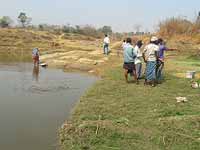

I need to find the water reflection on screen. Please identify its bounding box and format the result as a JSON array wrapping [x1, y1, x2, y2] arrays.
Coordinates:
[[32, 65, 39, 82]]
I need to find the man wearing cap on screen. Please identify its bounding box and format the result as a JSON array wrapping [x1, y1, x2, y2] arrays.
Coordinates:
[[143, 36, 159, 86]]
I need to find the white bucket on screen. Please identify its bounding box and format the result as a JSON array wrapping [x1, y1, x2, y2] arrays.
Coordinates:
[[186, 71, 196, 79]]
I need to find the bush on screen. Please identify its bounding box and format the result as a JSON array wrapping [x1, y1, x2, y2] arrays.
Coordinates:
[[98, 26, 112, 35], [0, 16, 13, 28], [158, 17, 194, 36], [62, 25, 104, 38], [36, 24, 113, 38]]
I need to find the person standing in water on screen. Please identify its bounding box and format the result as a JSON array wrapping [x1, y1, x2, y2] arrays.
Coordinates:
[[103, 34, 110, 55], [143, 36, 159, 87], [134, 40, 143, 79], [123, 38, 138, 84], [32, 47, 40, 66]]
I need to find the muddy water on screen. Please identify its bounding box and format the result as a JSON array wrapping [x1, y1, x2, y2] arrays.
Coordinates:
[[0, 63, 97, 150]]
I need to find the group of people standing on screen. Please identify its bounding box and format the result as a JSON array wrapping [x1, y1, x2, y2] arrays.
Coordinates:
[[122, 36, 175, 86], [32, 35, 173, 86]]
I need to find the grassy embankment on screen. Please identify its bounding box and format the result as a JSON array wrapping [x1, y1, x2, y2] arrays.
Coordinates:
[[59, 36, 200, 149]]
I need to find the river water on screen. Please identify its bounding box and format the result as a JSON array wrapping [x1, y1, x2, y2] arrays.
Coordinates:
[[0, 63, 97, 150]]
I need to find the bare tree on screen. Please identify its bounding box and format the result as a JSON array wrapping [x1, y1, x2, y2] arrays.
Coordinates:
[[18, 12, 32, 27]]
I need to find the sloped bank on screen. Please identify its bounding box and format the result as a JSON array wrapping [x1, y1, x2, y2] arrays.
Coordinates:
[[58, 57, 200, 150]]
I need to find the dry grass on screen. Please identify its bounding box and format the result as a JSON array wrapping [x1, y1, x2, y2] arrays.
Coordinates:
[[0, 28, 56, 52]]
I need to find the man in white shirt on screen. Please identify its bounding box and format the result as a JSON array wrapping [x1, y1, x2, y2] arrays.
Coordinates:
[[134, 40, 143, 79], [103, 34, 110, 55], [143, 36, 159, 86]]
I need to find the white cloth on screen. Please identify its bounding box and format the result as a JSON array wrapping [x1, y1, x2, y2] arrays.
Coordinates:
[[143, 43, 159, 62], [104, 37, 110, 44], [134, 45, 143, 64], [151, 36, 158, 42], [122, 42, 127, 50]]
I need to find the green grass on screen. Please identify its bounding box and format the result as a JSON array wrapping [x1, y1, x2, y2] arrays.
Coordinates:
[[60, 66, 200, 150], [170, 55, 200, 72]]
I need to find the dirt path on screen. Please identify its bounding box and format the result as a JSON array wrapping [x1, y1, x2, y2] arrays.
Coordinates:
[[40, 39, 119, 74]]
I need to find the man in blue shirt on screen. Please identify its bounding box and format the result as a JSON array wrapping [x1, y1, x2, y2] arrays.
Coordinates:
[[156, 38, 177, 82], [123, 38, 138, 84]]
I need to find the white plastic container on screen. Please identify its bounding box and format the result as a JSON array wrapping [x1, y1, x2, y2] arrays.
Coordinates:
[[186, 71, 196, 79]]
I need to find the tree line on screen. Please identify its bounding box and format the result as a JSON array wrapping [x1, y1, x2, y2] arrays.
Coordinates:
[[1, 11, 199, 38], [0, 12, 113, 38], [0, 12, 31, 28]]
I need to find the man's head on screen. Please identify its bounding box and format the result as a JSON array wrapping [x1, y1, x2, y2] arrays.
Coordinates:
[[126, 38, 132, 44], [105, 34, 108, 37], [150, 36, 158, 45], [136, 40, 143, 48], [158, 38, 164, 44]]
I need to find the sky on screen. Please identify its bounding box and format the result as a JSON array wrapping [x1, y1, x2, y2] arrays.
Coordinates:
[[0, 0, 199, 32]]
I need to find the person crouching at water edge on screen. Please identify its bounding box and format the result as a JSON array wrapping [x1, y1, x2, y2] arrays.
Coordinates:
[[103, 34, 110, 55], [143, 36, 159, 87], [134, 40, 143, 79], [32, 47, 40, 66], [123, 38, 138, 84]]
